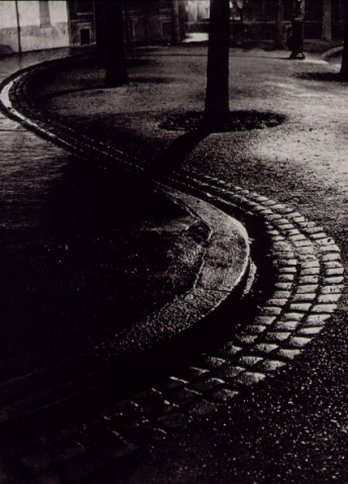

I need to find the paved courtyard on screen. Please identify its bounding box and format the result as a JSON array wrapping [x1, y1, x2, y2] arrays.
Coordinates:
[[0, 45, 347, 482]]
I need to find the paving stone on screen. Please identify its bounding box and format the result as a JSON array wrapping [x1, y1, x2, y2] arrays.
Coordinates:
[[272, 290, 292, 299], [297, 327, 323, 336], [320, 244, 341, 254], [235, 371, 266, 386], [321, 253, 341, 262], [253, 343, 279, 354], [289, 303, 312, 312], [297, 247, 316, 258], [277, 348, 302, 360], [279, 258, 298, 266], [266, 298, 289, 307], [260, 306, 282, 316], [320, 285, 344, 295], [190, 377, 225, 393], [275, 282, 293, 290], [254, 315, 276, 326], [296, 284, 318, 294], [187, 399, 218, 417], [300, 261, 320, 269], [324, 267, 344, 276], [290, 234, 307, 241], [157, 412, 191, 430], [209, 388, 239, 402], [197, 356, 226, 369], [311, 304, 337, 313], [273, 321, 299, 331], [298, 275, 319, 284], [292, 240, 313, 248], [322, 276, 344, 284], [101, 401, 129, 420], [213, 365, 246, 379], [235, 334, 258, 344], [243, 324, 266, 335], [285, 211, 303, 220], [292, 293, 316, 303], [300, 267, 320, 276], [179, 366, 209, 380], [138, 398, 175, 419], [217, 342, 243, 358], [168, 388, 201, 406], [266, 214, 283, 221], [237, 355, 264, 367], [132, 388, 163, 405], [265, 332, 291, 343], [281, 312, 305, 322], [258, 359, 287, 372], [278, 274, 296, 282], [288, 336, 311, 348], [299, 222, 320, 231], [158, 376, 190, 392], [305, 314, 331, 326], [278, 267, 297, 274], [283, 228, 301, 236], [323, 261, 343, 269], [317, 294, 342, 304]]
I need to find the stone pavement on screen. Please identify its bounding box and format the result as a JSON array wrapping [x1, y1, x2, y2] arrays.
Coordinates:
[[0, 46, 346, 482]]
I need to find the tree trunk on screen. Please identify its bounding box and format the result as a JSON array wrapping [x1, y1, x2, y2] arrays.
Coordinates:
[[322, 0, 332, 41], [171, 0, 181, 45], [205, 0, 230, 123], [274, 0, 285, 49], [96, 1, 128, 87], [340, 6, 348, 81], [289, 0, 305, 58]]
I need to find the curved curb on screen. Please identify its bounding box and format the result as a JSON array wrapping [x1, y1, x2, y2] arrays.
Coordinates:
[[99, 186, 250, 358], [321, 45, 343, 62]]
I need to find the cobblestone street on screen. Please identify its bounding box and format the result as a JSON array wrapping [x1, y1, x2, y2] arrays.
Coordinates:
[[0, 44, 347, 483]]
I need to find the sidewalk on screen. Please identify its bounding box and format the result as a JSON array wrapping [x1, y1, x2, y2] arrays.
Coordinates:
[[0, 45, 347, 482]]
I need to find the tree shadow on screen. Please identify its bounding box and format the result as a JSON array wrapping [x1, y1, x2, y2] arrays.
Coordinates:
[[152, 127, 212, 175], [295, 72, 346, 82], [152, 110, 285, 175]]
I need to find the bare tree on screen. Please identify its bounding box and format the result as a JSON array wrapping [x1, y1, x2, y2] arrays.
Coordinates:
[[289, 0, 305, 59], [95, 1, 128, 87], [171, 0, 181, 45], [205, 0, 230, 124], [274, 0, 285, 49], [341, 6, 348, 81], [322, 0, 332, 41]]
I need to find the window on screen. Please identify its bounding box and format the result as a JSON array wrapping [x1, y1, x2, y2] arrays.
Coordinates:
[[80, 28, 91, 45]]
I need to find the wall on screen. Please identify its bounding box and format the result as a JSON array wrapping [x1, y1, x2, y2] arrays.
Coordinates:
[[0, 1, 69, 53]]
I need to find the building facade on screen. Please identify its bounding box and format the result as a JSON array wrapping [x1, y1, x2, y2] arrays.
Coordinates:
[[0, 0, 345, 55], [0, 1, 96, 54]]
